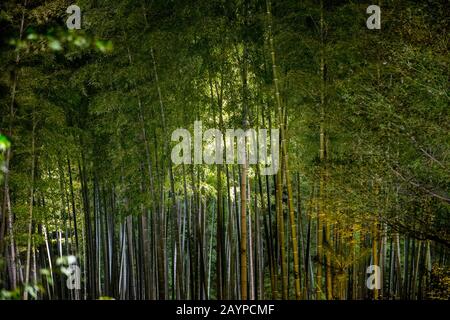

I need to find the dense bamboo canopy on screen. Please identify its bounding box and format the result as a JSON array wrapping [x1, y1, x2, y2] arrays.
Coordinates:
[[0, 0, 449, 300]]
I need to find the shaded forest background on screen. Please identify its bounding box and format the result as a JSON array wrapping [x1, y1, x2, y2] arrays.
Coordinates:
[[0, 0, 449, 300]]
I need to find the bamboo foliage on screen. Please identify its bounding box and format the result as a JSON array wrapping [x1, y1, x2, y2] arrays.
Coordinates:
[[0, 0, 448, 301]]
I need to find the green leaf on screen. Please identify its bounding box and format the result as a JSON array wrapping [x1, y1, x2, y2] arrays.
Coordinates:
[[0, 135, 11, 151], [95, 40, 113, 53], [27, 33, 38, 40], [49, 39, 62, 51], [74, 36, 89, 48]]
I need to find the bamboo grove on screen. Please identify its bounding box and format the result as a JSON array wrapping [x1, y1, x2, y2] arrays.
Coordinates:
[[0, 0, 449, 300]]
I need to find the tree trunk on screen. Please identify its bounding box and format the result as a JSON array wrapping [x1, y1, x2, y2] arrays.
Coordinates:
[[24, 106, 36, 300]]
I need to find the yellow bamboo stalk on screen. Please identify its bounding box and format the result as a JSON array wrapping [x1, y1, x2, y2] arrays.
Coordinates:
[[266, 0, 301, 300]]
